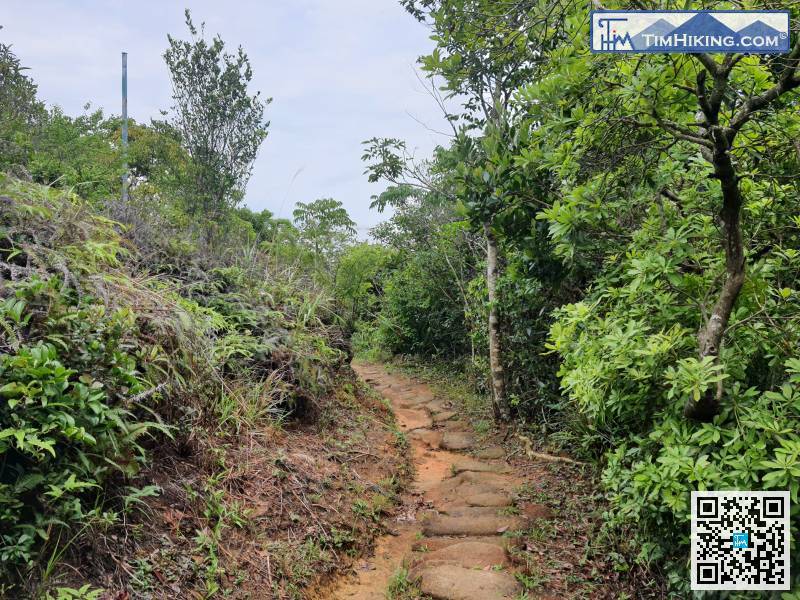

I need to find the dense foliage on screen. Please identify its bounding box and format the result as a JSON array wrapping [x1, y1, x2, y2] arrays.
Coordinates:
[[0, 32, 357, 596], [3, 1, 800, 595], [353, 0, 800, 595]]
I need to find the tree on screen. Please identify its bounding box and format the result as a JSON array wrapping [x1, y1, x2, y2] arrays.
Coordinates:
[[522, 9, 800, 421], [27, 107, 122, 201], [389, 0, 560, 421], [654, 51, 800, 420], [126, 120, 192, 199], [335, 244, 395, 331], [511, 4, 800, 584], [0, 37, 45, 172], [292, 198, 356, 269], [164, 10, 270, 223]]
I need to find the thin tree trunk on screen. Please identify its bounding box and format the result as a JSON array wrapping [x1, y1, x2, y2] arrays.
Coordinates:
[[484, 221, 510, 422], [685, 145, 745, 421]]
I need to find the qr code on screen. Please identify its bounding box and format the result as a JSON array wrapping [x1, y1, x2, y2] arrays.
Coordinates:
[[691, 491, 790, 590]]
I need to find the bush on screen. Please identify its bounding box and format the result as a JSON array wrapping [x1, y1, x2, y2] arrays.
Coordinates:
[[0, 174, 349, 586], [548, 192, 800, 593], [0, 177, 173, 576]]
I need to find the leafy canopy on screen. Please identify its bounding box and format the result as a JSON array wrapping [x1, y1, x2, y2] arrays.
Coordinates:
[[164, 10, 270, 219]]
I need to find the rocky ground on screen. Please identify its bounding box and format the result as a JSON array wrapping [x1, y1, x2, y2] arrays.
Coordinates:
[[319, 363, 650, 600]]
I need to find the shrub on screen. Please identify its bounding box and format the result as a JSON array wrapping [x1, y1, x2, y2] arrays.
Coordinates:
[[549, 194, 800, 593], [0, 174, 349, 587]]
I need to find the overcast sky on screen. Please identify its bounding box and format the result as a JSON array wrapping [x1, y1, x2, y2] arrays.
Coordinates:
[[2, 0, 454, 234]]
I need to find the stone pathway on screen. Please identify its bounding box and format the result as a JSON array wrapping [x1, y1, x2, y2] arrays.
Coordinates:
[[326, 363, 555, 600]]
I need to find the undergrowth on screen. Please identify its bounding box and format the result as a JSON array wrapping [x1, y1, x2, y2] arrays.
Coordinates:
[[0, 174, 374, 597]]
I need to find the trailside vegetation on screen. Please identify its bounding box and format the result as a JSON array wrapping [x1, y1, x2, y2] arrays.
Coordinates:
[[3, 1, 800, 596], [0, 22, 408, 599], [354, 0, 800, 595]]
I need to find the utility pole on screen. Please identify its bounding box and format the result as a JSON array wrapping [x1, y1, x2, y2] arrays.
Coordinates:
[[121, 51, 129, 202]]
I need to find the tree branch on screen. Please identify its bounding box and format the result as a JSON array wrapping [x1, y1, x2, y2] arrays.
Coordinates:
[[692, 53, 720, 77], [727, 39, 800, 133]]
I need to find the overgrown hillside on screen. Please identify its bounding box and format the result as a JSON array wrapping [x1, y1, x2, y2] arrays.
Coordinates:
[[0, 17, 411, 598], [0, 174, 408, 598]]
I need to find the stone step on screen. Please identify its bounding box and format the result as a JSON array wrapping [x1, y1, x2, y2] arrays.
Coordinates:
[[422, 507, 525, 536], [411, 536, 508, 553], [473, 446, 505, 460], [450, 458, 510, 475], [440, 431, 476, 451], [432, 410, 458, 423], [464, 491, 513, 507], [426, 399, 450, 413], [395, 397, 433, 409], [407, 540, 509, 571], [408, 428, 443, 449], [394, 408, 433, 431], [415, 564, 522, 600], [430, 470, 516, 501]]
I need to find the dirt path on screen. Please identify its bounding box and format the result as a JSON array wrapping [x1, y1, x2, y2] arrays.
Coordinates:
[[323, 362, 552, 600]]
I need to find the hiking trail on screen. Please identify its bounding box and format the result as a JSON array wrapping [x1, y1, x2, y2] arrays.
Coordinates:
[[321, 362, 559, 600]]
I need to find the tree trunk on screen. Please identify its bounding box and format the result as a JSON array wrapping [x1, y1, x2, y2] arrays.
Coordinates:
[[484, 221, 510, 422], [684, 142, 745, 421]]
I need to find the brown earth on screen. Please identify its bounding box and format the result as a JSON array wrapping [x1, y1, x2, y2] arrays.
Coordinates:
[[58, 373, 411, 600], [320, 363, 522, 600], [316, 362, 657, 599]]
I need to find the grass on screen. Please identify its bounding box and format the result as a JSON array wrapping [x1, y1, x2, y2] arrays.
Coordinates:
[[385, 567, 422, 600], [524, 520, 558, 543], [498, 505, 521, 516], [185, 469, 251, 596], [514, 481, 551, 504], [352, 498, 379, 522], [215, 372, 288, 434], [515, 567, 549, 591]]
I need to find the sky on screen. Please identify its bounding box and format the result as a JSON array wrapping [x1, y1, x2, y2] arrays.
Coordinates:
[[1, 0, 455, 235]]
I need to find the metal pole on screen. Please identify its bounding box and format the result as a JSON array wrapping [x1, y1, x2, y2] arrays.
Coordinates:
[[121, 51, 129, 202]]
